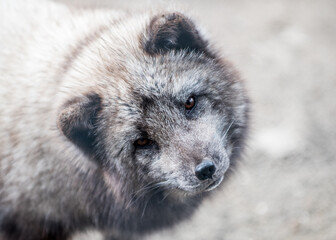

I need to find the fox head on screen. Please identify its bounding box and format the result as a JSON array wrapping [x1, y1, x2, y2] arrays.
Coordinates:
[[57, 12, 249, 200]]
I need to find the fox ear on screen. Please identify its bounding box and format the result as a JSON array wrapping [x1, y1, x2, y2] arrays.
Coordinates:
[[144, 12, 213, 56], [57, 93, 102, 155]]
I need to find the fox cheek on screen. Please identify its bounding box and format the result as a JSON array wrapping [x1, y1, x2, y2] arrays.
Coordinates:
[[57, 92, 102, 155]]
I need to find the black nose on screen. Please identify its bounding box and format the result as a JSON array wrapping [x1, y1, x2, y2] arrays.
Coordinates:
[[195, 160, 216, 180]]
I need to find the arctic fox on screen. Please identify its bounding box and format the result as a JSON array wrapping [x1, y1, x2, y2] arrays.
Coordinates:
[[0, 1, 249, 239]]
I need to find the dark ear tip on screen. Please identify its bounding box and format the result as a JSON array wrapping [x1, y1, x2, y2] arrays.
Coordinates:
[[57, 93, 102, 153], [155, 12, 187, 23], [144, 11, 212, 57], [57, 101, 78, 137]]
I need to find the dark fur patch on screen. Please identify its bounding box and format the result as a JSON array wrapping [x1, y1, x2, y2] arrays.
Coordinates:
[[0, 213, 69, 240], [144, 13, 214, 57], [57, 93, 102, 155]]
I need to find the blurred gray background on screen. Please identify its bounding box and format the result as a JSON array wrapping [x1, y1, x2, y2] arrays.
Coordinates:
[[55, 0, 336, 239]]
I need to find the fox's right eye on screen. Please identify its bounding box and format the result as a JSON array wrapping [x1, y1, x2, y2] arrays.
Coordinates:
[[185, 96, 196, 110], [135, 138, 152, 147]]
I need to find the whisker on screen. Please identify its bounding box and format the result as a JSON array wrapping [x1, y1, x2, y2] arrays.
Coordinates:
[[140, 181, 173, 218], [125, 181, 157, 209], [126, 180, 171, 209], [223, 119, 235, 140], [161, 190, 174, 202]]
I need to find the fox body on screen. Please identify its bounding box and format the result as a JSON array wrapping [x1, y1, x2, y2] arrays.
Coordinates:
[[0, 1, 249, 239]]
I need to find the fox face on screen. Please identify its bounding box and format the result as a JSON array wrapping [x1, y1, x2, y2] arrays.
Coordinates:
[[57, 12, 248, 203], [126, 54, 245, 196]]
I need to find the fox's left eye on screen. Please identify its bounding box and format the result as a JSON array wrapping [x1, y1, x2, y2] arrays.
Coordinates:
[[135, 138, 152, 147], [185, 96, 196, 110]]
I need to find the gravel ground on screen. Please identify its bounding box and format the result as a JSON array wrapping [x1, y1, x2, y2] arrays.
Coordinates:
[[55, 1, 336, 239]]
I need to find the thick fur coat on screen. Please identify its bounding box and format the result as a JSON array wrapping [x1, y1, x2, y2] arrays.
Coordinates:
[[0, 1, 249, 239]]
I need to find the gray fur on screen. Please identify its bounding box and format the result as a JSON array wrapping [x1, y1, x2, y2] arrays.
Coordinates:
[[0, 1, 249, 239]]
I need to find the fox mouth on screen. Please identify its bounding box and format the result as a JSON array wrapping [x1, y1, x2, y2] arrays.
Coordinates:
[[205, 176, 224, 192], [174, 175, 225, 195]]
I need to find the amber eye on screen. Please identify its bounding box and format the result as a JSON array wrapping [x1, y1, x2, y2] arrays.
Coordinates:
[[135, 138, 152, 147], [185, 96, 196, 110]]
